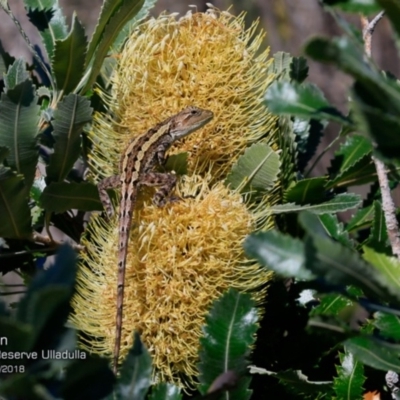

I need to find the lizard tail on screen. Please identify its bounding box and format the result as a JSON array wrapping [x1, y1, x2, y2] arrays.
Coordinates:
[[113, 188, 135, 374]]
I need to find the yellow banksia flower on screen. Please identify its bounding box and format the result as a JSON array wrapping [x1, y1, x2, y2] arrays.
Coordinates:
[[71, 6, 281, 389]]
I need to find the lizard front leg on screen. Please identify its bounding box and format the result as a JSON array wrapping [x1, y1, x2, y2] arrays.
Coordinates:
[[139, 172, 178, 206], [98, 175, 121, 217]]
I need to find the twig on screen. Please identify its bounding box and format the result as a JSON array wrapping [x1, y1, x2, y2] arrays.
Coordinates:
[[360, 14, 400, 259]]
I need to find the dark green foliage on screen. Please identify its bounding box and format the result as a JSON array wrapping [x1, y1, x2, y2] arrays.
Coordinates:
[[198, 288, 258, 399]]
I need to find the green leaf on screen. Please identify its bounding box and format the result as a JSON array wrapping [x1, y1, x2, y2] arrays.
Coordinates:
[[267, 51, 292, 80], [373, 312, 400, 341], [310, 294, 354, 317], [23, 0, 69, 59], [199, 289, 258, 399], [61, 356, 115, 400], [3, 58, 29, 89], [0, 77, 40, 189], [46, 94, 92, 182], [351, 86, 400, 160], [83, 0, 145, 92], [345, 336, 400, 372], [301, 213, 400, 303], [0, 317, 32, 356], [148, 383, 182, 400], [17, 244, 77, 323], [264, 81, 350, 124], [318, 214, 354, 247], [362, 246, 400, 292], [164, 152, 188, 176], [269, 193, 361, 214], [376, 0, 400, 37], [111, 0, 157, 52], [244, 230, 314, 281], [333, 351, 365, 400], [225, 143, 280, 193], [346, 204, 374, 232], [249, 368, 333, 396], [322, 0, 381, 13], [116, 332, 152, 400], [40, 182, 102, 213], [332, 134, 373, 173], [366, 201, 389, 251], [0, 167, 32, 239], [305, 36, 400, 159], [289, 56, 309, 83], [285, 177, 327, 204], [52, 14, 87, 94], [0, 374, 48, 400], [327, 154, 376, 189]]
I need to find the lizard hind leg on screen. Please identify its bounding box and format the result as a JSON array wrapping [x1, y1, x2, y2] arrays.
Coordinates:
[[98, 175, 121, 217], [139, 172, 178, 207]]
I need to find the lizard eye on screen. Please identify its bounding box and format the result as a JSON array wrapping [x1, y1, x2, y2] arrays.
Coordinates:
[[190, 109, 199, 115]]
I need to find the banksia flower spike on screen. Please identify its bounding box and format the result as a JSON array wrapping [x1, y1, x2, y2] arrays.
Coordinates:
[[71, 7, 284, 388]]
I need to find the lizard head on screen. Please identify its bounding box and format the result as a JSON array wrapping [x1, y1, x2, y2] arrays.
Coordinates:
[[169, 106, 214, 140]]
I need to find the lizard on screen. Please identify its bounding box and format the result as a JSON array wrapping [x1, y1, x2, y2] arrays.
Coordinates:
[[97, 106, 214, 374]]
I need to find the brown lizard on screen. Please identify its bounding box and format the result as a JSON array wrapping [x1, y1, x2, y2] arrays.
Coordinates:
[[97, 106, 214, 373]]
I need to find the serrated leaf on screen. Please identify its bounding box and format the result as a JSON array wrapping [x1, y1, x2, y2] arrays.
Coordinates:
[[318, 214, 354, 247], [351, 86, 400, 160], [249, 368, 333, 395], [333, 134, 373, 173], [111, 0, 157, 53], [269, 193, 361, 214], [148, 383, 182, 400], [225, 143, 280, 193], [305, 36, 400, 160], [366, 201, 389, 251], [46, 94, 92, 182], [346, 204, 374, 232], [374, 312, 400, 341], [345, 336, 400, 372], [362, 247, 400, 291], [116, 332, 152, 400], [267, 51, 292, 80], [83, 0, 145, 92], [23, 0, 69, 59], [0, 167, 32, 239], [265, 81, 350, 124], [198, 288, 258, 400], [289, 56, 309, 83], [3, 58, 29, 90], [322, 0, 381, 13], [52, 14, 87, 94], [40, 182, 102, 213], [244, 230, 314, 280], [0, 78, 40, 188], [327, 154, 376, 189], [26, 7, 54, 31], [301, 214, 400, 303], [310, 294, 354, 317], [333, 351, 365, 400], [285, 177, 327, 204]]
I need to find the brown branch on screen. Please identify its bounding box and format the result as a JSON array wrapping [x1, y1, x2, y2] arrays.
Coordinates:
[[360, 13, 400, 259]]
